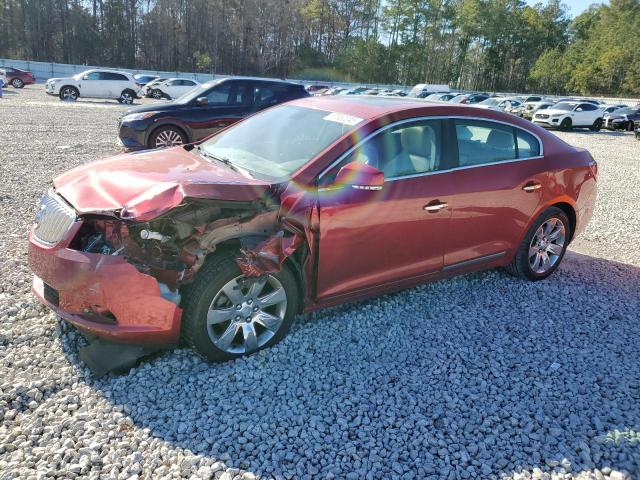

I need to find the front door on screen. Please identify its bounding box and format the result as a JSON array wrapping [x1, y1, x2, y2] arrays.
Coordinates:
[[188, 81, 254, 141], [315, 119, 452, 300], [79, 71, 103, 98]]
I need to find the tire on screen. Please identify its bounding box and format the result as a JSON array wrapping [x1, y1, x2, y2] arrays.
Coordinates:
[[590, 118, 602, 131], [505, 206, 571, 281], [628, 121, 635, 132], [11, 78, 24, 88], [151, 89, 163, 100], [118, 89, 135, 105], [560, 118, 572, 131], [148, 126, 187, 148], [181, 251, 300, 361], [59, 86, 79, 101]]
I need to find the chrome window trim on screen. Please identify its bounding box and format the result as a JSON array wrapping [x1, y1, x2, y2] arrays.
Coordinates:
[[317, 115, 544, 184]]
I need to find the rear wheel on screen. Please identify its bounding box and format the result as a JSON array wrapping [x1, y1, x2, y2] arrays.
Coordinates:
[[181, 252, 299, 361], [149, 126, 187, 148], [590, 118, 602, 131], [151, 89, 163, 99], [11, 78, 24, 88], [118, 89, 135, 105], [59, 86, 79, 101], [560, 118, 572, 131], [505, 207, 571, 281]]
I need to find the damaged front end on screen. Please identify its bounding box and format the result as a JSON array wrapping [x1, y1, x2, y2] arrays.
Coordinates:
[[29, 183, 313, 374]]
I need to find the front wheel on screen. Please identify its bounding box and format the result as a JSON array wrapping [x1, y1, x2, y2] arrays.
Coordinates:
[[181, 252, 300, 361], [11, 78, 24, 88], [151, 89, 163, 99], [560, 118, 572, 131], [149, 126, 187, 148], [59, 86, 79, 101], [505, 207, 571, 281]]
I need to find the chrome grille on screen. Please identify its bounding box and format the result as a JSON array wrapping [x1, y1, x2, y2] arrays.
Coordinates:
[[33, 191, 76, 245]]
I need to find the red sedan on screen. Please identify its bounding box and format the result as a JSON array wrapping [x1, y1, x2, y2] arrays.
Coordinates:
[[2, 66, 36, 88], [28, 97, 597, 364]]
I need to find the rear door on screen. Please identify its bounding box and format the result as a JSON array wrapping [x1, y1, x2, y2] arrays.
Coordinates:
[[442, 119, 546, 269], [187, 80, 254, 141], [103, 72, 129, 98]]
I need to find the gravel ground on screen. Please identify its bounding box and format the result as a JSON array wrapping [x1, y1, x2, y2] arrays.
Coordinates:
[[0, 86, 639, 480]]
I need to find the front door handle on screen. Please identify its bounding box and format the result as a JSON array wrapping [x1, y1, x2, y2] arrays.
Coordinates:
[[424, 201, 448, 212], [523, 182, 542, 192]]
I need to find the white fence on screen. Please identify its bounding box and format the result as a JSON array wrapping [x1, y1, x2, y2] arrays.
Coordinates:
[[0, 58, 405, 91]]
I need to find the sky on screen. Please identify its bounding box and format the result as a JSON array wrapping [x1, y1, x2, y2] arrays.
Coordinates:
[[526, 0, 605, 16]]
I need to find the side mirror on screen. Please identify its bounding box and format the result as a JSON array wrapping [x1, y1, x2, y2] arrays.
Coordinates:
[[334, 161, 384, 191], [196, 97, 209, 106]]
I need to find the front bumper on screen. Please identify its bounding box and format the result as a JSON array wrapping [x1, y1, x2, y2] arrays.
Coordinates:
[[29, 225, 182, 345], [118, 122, 148, 150], [602, 118, 627, 130], [532, 117, 561, 128]]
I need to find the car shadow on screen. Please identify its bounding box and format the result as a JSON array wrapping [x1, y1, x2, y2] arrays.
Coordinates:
[[60, 251, 640, 478]]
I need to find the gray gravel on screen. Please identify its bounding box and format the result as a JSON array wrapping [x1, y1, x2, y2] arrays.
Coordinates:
[[1, 86, 639, 480]]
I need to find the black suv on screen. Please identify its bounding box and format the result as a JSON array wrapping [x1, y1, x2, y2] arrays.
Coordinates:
[[602, 105, 640, 131], [118, 77, 309, 150]]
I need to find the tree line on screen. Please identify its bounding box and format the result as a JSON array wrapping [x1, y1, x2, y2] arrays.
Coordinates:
[[0, 0, 638, 95]]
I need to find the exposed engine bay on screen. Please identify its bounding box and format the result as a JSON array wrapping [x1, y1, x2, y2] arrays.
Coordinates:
[[68, 193, 308, 303]]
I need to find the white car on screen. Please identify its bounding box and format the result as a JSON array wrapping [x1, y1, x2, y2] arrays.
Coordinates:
[[148, 78, 200, 100], [532, 101, 603, 131], [473, 97, 523, 112], [45, 69, 140, 104]]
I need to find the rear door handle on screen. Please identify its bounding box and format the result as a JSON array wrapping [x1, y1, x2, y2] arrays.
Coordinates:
[[424, 201, 448, 212], [523, 182, 542, 192]]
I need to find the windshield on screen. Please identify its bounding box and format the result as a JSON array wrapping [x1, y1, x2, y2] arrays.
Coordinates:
[[552, 102, 577, 111], [200, 105, 360, 181], [615, 107, 639, 115]]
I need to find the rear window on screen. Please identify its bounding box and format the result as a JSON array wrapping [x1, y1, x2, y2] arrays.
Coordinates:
[[516, 130, 541, 158]]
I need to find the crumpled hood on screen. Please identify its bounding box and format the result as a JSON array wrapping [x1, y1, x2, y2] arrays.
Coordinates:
[[54, 147, 272, 221]]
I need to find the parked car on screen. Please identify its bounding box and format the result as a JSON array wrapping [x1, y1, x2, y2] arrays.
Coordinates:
[[392, 89, 408, 97], [45, 69, 140, 104], [450, 93, 490, 104], [473, 97, 523, 112], [532, 101, 603, 130], [635, 119, 640, 140], [424, 93, 457, 102], [29, 97, 597, 367], [602, 105, 640, 131], [362, 89, 380, 95], [306, 84, 329, 94], [2, 66, 36, 88], [118, 77, 309, 149], [523, 100, 557, 120], [141, 78, 169, 97], [339, 86, 369, 95], [601, 104, 628, 114], [149, 78, 200, 100], [133, 74, 159, 88], [408, 84, 450, 98]]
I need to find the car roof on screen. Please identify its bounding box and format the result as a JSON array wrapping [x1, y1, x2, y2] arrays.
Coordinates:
[[200, 77, 303, 88]]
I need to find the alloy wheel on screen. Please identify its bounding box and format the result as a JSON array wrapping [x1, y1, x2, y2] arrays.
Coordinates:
[[61, 88, 77, 101], [151, 89, 163, 99], [12, 78, 23, 88], [154, 129, 184, 148], [120, 92, 133, 104], [206, 275, 287, 354], [528, 217, 566, 274]]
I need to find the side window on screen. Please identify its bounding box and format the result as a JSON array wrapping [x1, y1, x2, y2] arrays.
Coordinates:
[[455, 119, 516, 166], [183, 80, 196, 86], [103, 72, 127, 81], [321, 120, 443, 184], [83, 72, 102, 80], [516, 129, 541, 158], [168, 80, 180, 86], [205, 83, 231, 104], [582, 103, 598, 111]]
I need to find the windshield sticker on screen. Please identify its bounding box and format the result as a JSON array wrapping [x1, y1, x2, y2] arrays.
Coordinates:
[[323, 112, 363, 126]]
